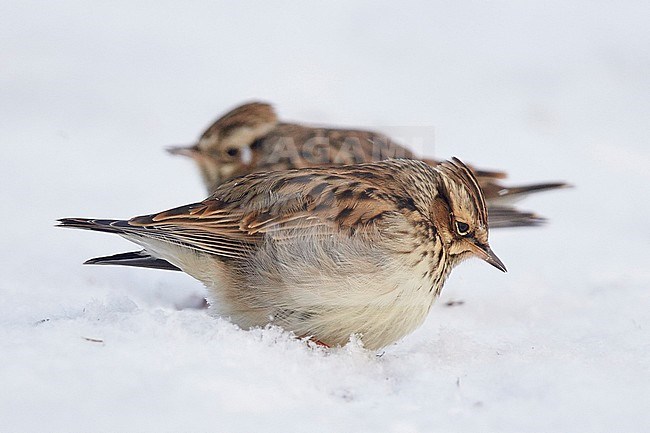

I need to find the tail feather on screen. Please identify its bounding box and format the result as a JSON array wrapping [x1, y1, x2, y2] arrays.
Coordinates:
[[57, 218, 131, 234], [58, 219, 181, 271], [84, 250, 180, 271], [500, 181, 569, 196], [484, 182, 570, 206], [487, 206, 546, 228]]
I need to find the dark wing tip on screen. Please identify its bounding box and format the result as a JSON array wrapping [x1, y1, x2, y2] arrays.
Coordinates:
[[500, 181, 572, 198], [56, 218, 129, 234], [84, 250, 181, 271], [57, 218, 95, 228], [488, 206, 548, 229]]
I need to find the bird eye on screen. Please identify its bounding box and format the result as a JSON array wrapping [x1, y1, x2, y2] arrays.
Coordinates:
[[455, 221, 470, 236], [225, 147, 240, 157]]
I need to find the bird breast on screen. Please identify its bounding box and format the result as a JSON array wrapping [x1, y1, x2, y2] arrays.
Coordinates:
[[203, 227, 442, 350]]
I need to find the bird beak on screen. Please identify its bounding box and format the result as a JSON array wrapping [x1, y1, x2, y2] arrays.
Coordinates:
[[167, 144, 201, 159], [468, 241, 507, 272]]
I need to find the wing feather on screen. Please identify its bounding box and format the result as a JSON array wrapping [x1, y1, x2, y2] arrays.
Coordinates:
[[125, 168, 405, 258]]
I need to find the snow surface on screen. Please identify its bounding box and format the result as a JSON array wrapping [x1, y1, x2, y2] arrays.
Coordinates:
[[1, 1, 649, 432]]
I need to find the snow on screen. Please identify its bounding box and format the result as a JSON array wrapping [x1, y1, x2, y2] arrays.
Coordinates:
[[1, 1, 649, 432]]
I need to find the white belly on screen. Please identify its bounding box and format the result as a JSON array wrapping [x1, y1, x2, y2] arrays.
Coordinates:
[[207, 235, 442, 350], [141, 225, 445, 350]]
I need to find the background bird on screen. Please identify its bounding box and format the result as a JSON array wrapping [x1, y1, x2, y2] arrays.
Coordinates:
[[59, 158, 505, 350], [168, 101, 568, 228]]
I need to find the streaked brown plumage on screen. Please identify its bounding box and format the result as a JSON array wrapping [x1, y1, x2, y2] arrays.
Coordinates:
[[59, 158, 505, 350], [168, 101, 567, 228]]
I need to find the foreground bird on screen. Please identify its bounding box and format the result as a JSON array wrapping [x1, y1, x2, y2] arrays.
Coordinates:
[[59, 158, 505, 350], [168, 101, 567, 228]]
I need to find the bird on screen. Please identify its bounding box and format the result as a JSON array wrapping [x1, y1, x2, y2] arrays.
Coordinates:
[[59, 158, 506, 350], [168, 101, 568, 228]]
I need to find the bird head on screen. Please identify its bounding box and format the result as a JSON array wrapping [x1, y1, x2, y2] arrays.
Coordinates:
[[431, 157, 506, 272], [168, 101, 278, 193]]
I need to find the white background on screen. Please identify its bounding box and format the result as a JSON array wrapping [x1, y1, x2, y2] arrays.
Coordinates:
[[1, 1, 649, 432]]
